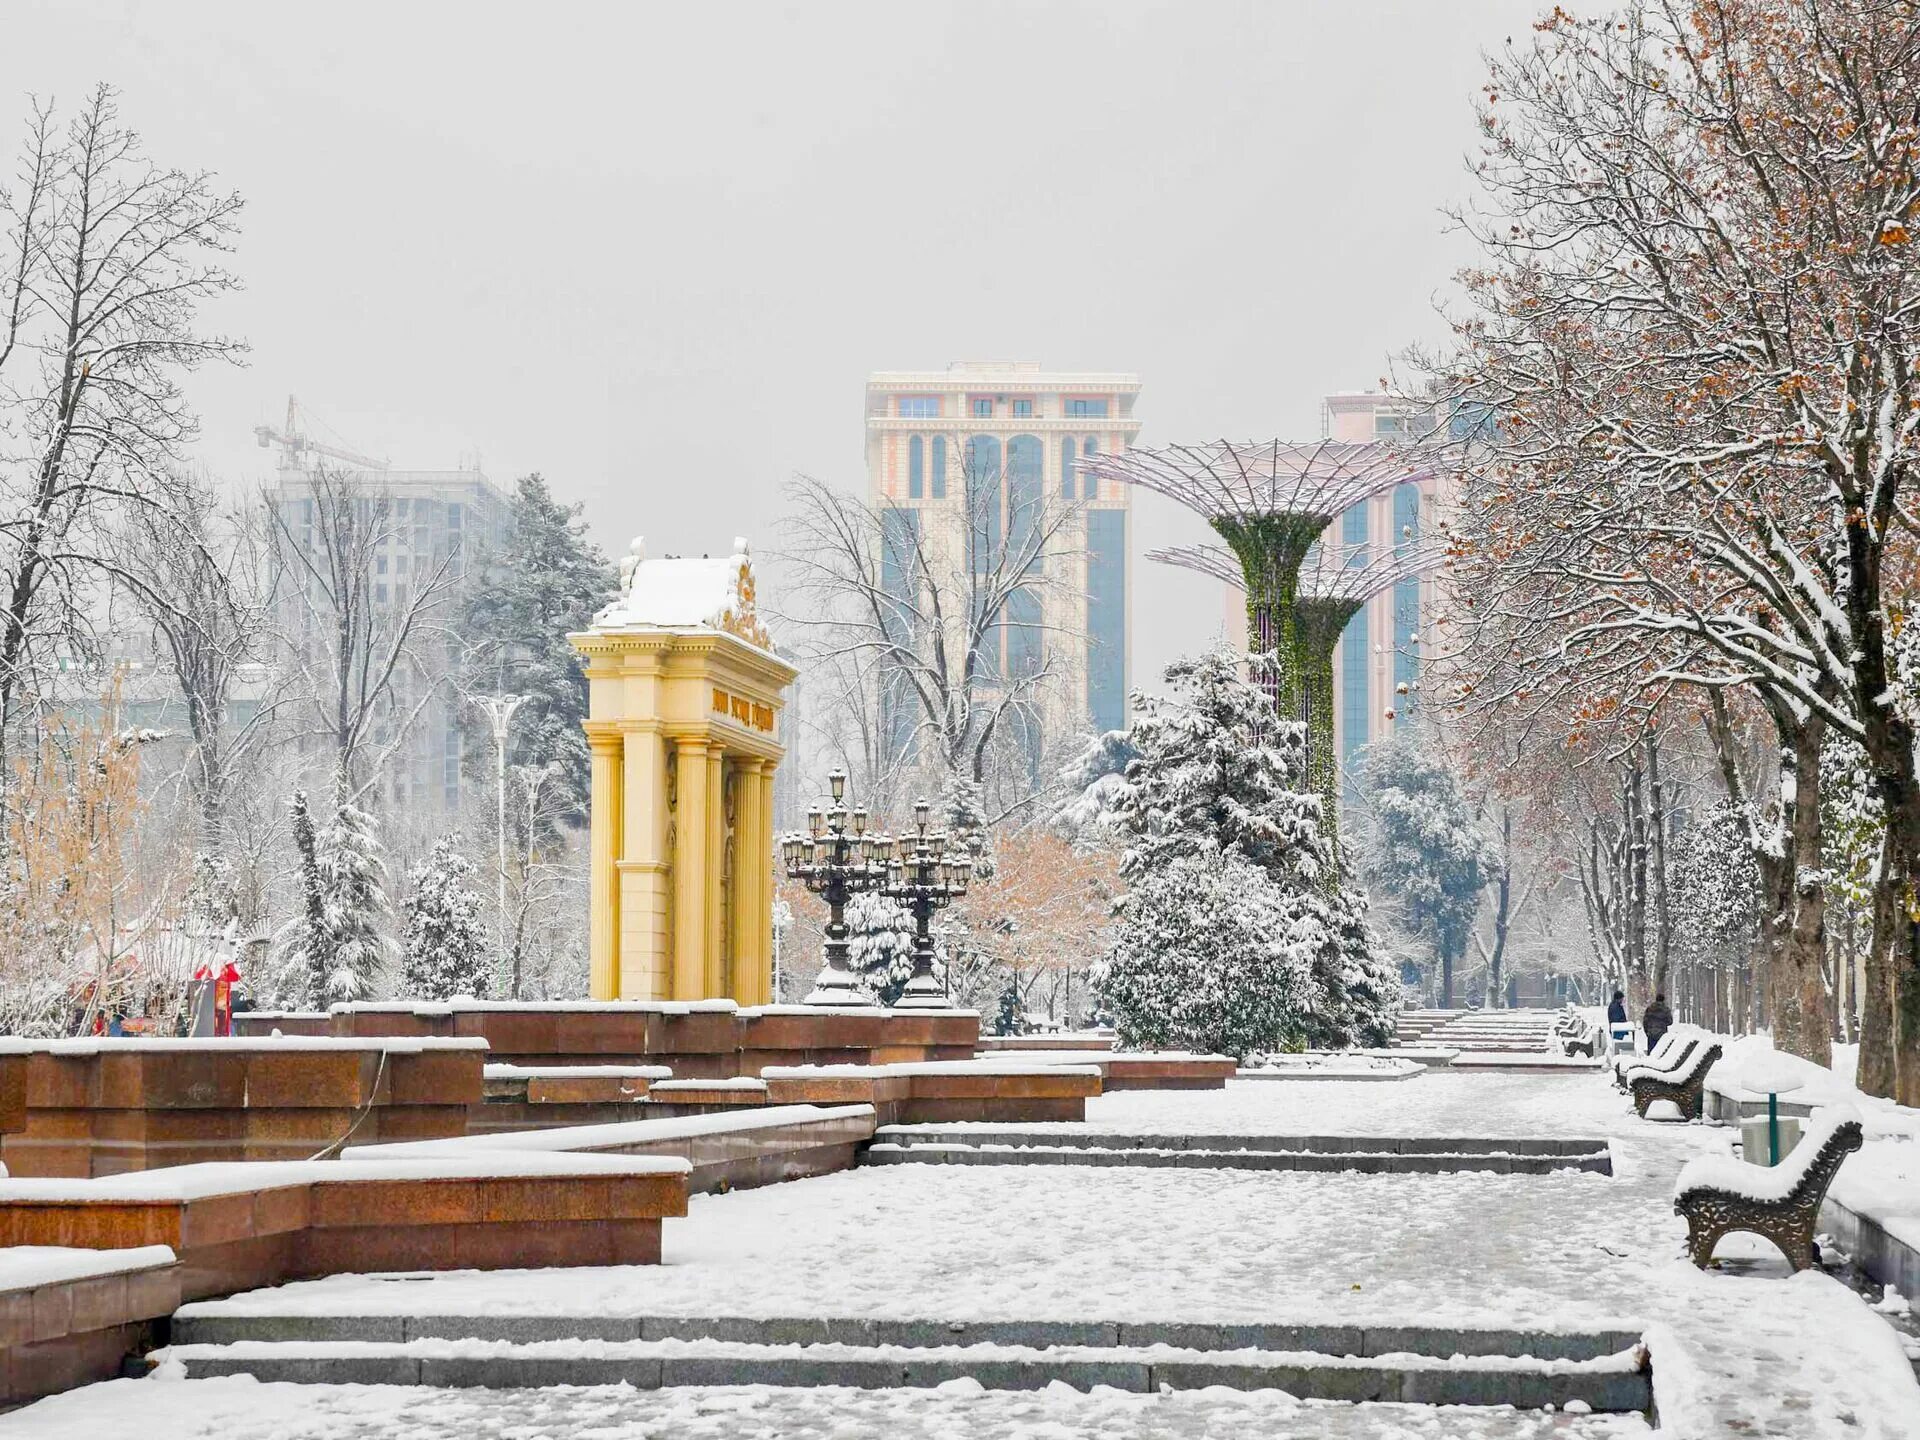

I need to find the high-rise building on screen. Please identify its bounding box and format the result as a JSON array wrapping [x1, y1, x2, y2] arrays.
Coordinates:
[[270, 465, 510, 814], [865, 361, 1142, 772]]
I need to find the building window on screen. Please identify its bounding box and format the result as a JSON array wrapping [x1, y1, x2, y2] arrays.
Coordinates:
[[972, 397, 993, 418], [1065, 398, 1109, 418], [1087, 509, 1126, 732], [1392, 483, 1420, 727], [1011, 398, 1033, 417], [965, 435, 1003, 577], [930, 436, 947, 499], [898, 396, 939, 418], [1006, 435, 1043, 557], [1059, 436, 1076, 499], [1082, 436, 1098, 499], [1339, 500, 1370, 786], [908, 435, 924, 499], [1006, 586, 1043, 680]]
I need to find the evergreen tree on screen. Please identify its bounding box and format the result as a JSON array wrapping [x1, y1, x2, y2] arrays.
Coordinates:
[[1103, 647, 1400, 1050], [400, 834, 490, 1000], [1354, 739, 1496, 1008], [1117, 649, 1329, 888], [1097, 852, 1316, 1055], [459, 473, 619, 827], [847, 891, 917, 1005], [279, 788, 396, 1009], [1050, 728, 1138, 843], [940, 773, 996, 880]]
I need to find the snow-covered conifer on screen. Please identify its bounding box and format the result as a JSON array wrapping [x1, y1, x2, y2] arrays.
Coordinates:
[[1116, 648, 1329, 888], [846, 891, 917, 1005], [400, 834, 489, 1000], [1353, 739, 1495, 1007], [1097, 852, 1315, 1056]]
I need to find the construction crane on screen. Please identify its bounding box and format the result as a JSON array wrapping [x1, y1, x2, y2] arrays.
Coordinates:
[[253, 395, 389, 473]]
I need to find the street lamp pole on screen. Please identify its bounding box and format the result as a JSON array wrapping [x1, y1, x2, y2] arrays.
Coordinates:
[[781, 769, 893, 1007], [887, 797, 971, 1010]]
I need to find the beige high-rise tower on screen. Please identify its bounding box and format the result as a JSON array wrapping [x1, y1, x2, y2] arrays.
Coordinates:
[[864, 361, 1142, 771]]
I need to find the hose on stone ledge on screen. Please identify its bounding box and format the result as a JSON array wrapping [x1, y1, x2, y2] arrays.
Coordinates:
[[306, 1047, 391, 1161]]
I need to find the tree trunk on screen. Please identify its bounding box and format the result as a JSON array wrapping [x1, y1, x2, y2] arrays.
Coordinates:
[[1766, 715, 1831, 1066]]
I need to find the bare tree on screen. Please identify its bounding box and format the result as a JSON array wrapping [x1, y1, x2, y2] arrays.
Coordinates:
[[777, 446, 1085, 823], [0, 85, 244, 773], [113, 478, 279, 851], [267, 466, 458, 804]]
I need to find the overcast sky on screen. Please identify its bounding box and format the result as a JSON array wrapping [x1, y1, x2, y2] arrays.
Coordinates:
[[4, 0, 1543, 691]]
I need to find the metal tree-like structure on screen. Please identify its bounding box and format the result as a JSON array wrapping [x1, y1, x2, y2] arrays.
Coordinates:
[[1147, 539, 1447, 840], [1080, 439, 1430, 708]]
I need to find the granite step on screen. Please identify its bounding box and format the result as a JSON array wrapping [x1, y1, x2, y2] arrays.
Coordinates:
[[862, 1128, 1612, 1175], [153, 1330, 1652, 1410]]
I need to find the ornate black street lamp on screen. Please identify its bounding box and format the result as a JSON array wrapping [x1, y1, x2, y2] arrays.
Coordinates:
[[782, 769, 893, 1006], [884, 797, 973, 1009]]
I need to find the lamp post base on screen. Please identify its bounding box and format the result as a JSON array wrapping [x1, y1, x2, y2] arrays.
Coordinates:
[[894, 974, 950, 1010], [802, 964, 867, 1007]]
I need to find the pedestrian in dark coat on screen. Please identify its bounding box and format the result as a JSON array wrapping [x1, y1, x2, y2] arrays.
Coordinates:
[[1642, 993, 1674, 1051]]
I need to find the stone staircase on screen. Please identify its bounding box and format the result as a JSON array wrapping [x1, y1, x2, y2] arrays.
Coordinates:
[[861, 1127, 1612, 1175], [159, 1310, 1652, 1411], [1396, 1009, 1566, 1054]]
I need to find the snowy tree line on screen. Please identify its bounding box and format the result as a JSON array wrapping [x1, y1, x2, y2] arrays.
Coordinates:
[[0, 86, 616, 1032], [1424, 0, 1920, 1100]]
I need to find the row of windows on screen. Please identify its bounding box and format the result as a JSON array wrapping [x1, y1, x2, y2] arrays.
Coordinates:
[[903, 434, 1102, 501], [894, 395, 1113, 420]]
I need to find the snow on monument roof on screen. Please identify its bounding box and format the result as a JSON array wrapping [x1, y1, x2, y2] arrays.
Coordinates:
[[593, 535, 774, 650]]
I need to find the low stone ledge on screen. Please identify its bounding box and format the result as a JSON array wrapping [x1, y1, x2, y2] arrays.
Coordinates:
[[4, 1038, 487, 1179], [343, 1103, 876, 1195], [0, 1153, 689, 1302], [0, 1243, 179, 1407]]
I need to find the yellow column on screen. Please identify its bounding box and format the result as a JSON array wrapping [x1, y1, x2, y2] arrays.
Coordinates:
[[617, 724, 670, 999], [672, 736, 710, 1000], [705, 747, 728, 997], [585, 725, 623, 1000], [731, 758, 765, 1004], [755, 762, 777, 1005]]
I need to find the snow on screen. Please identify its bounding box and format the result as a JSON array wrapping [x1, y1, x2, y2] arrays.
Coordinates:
[[1674, 1104, 1860, 1202], [0, 1375, 1654, 1439], [482, 1064, 673, 1080], [171, 1071, 1919, 1435], [0, 1153, 690, 1203], [0, 1244, 176, 1292], [340, 1106, 876, 1159], [332, 999, 739, 1015], [25, 1036, 489, 1054], [758, 1060, 1103, 1079], [646, 1077, 768, 1092]]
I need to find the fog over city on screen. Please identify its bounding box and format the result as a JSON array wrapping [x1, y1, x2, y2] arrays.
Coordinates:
[[1, 0, 1540, 687]]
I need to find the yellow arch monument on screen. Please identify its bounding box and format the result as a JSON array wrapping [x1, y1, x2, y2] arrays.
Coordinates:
[[569, 537, 797, 1003]]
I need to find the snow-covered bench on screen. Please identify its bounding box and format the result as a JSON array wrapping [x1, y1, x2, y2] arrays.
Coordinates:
[[1558, 1016, 1599, 1058], [1614, 1028, 1697, 1091], [1628, 1039, 1721, 1120], [1672, 1104, 1864, 1269]]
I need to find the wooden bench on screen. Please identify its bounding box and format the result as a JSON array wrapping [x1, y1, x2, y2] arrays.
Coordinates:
[[1614, 1030, 1697, 1092], [1557, 1017, 1599, 1058], [1673, 1107, 1864, 1270], [1628, 1040, 1721, 1120]]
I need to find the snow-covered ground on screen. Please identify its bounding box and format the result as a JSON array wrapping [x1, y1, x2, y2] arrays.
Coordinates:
[[1, 1374, 1652, 1439], [19, 1070, 1920, 1437]]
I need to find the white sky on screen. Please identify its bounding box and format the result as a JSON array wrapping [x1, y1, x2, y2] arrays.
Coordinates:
[[3, 0, 1545, 692]]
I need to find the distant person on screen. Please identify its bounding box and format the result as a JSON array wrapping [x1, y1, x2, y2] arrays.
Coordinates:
[[1643, 993, 1674, 1051], [1607, 990, 1627, 1028]]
